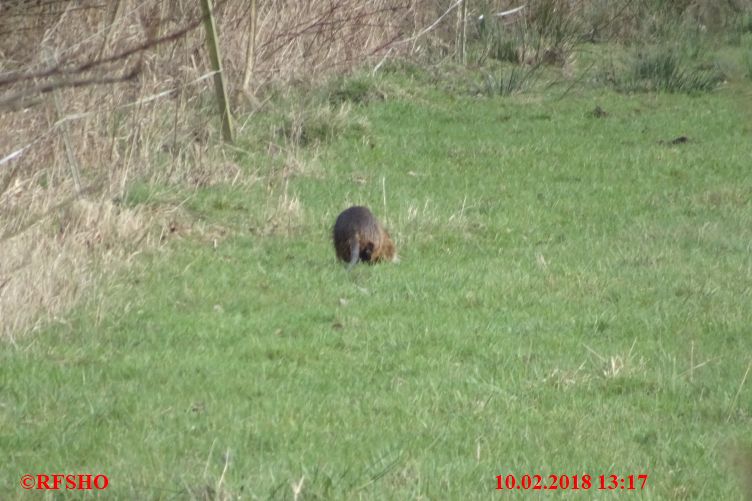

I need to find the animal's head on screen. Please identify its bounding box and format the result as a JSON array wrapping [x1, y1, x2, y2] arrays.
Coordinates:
[[373, 231, 397, 262], [360, 241, 375, 262]]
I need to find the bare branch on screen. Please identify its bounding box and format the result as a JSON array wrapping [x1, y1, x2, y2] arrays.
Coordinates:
[[0, 67, 140, 112]]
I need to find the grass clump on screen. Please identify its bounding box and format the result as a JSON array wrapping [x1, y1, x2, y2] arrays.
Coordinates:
[[470, 18, 520, 65], [477, 66, 537, 96], [323, 74, 385, 106], [469, 0, 580, 67], [605, 47, 725, 94], [274, 102, 369, 148], [743, 49, 752, 79]]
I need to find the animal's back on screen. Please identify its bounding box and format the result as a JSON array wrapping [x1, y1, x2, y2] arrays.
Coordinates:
[[332, 206, 395, 266]]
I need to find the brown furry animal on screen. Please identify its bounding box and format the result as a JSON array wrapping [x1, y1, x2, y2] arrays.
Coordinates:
[[332, 206, 396, 269]]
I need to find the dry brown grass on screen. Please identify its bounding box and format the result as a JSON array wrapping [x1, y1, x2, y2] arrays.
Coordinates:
[[0, 189, 166, 341]]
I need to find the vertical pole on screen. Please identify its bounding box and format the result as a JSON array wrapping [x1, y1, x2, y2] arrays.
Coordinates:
[[200, 0, 235, 143]]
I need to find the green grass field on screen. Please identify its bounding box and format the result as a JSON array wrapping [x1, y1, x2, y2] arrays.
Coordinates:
[[2, 67, 752, 499]]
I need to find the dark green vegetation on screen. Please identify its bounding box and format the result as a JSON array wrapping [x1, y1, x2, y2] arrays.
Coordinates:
[[3, 66, 752, 498]]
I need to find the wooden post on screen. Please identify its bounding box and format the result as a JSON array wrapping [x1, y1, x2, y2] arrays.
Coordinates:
[[200, 0, 235, 143], [457, 0, 467, 64]]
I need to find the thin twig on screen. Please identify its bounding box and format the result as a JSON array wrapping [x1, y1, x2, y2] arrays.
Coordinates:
[[727, 360, 752, 423]]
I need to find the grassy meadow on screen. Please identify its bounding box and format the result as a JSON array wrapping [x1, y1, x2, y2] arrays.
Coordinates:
[[3, 62, 752, 499]]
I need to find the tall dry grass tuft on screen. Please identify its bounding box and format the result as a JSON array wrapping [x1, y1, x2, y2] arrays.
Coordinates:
[[0, 186, 170, 342]]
